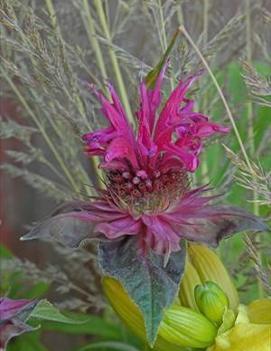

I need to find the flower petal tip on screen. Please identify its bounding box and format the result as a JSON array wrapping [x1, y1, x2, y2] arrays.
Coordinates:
[[19, 235, 27, 241]]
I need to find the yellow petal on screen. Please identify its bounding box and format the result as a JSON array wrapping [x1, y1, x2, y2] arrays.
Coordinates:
[[103, 277, 145, 339], [234, 304, 250, 324], [179, 259, 201, 311], [248, 299, 271, 324], [208, 304, 271, 351], [208, 323, 271, 351], [188, 243, 239, 310]]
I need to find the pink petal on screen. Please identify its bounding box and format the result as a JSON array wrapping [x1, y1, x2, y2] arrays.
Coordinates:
[[108, 83, 127, 121], [180, 98, 195, 113], [142, 215, 181, 254], [147, 60, 169, 131], [192, 121, 230, 138], [82, 127, 116, 156], [154, 73, 201, 141], [99, 159, 128, 171], [95, 90, 128, 130], [164, 143, 199, 171], [96, 216, 141, 239], [158, 156, 184, 173], [162, 189, 268, 247], [137, 82, 157, 157], [0, 298, 35, 321], [105, 136, 139, 169]]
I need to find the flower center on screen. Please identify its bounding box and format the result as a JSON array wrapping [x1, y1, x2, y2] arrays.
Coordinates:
[[106, 168, 189, 215]]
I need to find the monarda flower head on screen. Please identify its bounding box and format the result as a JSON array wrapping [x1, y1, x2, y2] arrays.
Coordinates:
[[22, 64, 268, 346], [23, 66, 268, 255]]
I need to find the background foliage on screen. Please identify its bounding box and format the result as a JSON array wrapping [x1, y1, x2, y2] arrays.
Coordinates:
[[0, 0, 270, 350]]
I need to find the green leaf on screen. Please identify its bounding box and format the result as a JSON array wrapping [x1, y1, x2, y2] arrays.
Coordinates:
[[145, 28, 180, 89], [98, 237, 186, 346], [30, 300, 85, 324], [22, 282, 49, 299], [7, 330, 48, 351], [0, 244, 13, 258], [75, 341, 140, 351], [41, 312, 123, 339]]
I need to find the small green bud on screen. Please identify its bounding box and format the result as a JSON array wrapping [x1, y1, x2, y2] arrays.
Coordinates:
[[194, 281, 229, 324]]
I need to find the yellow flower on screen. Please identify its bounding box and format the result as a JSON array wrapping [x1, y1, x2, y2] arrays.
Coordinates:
[[103, 277, 217, 350], [247, 299, 271, 324], [180, 243, 239, 311], [208, 302, 271, 351]]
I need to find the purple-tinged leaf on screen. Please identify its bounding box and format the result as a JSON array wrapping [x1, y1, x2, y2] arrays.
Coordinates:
[[0, 298, 38, 350], [20, 201, 103, 247], [177, 205, 269, 247], [0, 319, 34, 350]]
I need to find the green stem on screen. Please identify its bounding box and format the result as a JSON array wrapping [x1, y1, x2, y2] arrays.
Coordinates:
[[203, 0, 209, 43], [81, 0, 109, 93], [200, 0, 211, 186], [45, 0, 58, 30], [45, 0, 102, 189], [180, 25, 253, 173], [158, 0, 167, 52], [157, 0, 174, 89], [93, 0, 134, 125], [246, 0, 255, 155], [245, 0, 258, 213], [176, 3, 184, 26], [3, 3, 87, 193], [181, 23, 265, 296], [45, 0, 88, 125], [245, 0, 263, 297]]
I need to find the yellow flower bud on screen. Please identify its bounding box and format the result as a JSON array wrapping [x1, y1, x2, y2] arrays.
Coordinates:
[[103, 277, 145, 339], [103, 277, 218, 350], [160, 305, 217, 348], [103, 277, 182, 351], [187, 243, 239, 310], [194, 281, 229, 324], [179, 259, 201, 311]]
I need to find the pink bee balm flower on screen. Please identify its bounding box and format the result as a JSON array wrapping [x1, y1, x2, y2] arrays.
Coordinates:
[[83, 67, 229, 173], [22, 67, 268, 256]]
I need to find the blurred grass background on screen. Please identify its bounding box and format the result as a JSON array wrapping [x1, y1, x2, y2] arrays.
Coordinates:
[[0, 0, 270, 350]]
